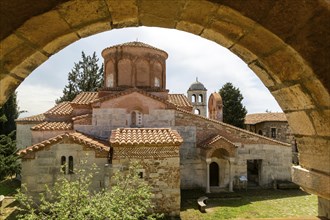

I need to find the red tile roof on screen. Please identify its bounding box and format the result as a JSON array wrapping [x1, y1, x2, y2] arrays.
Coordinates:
[[168, 94, 192, 110], [18, 132, 109, 156], [245, 113, 287, 125], [45, 102, 73, 116], [71, 92, 98, 105], [103, 41, 167, 55], [15, 114, 45, 123], [31, 122, 73, 131], [110, 128, 183, 147]]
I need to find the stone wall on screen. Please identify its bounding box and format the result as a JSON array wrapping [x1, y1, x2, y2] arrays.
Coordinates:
[[235, 144, 292, 187], [112, 146, 180, 216], [75, 108, 175, 139], [16, 123, 36, 149], [21, 141, 108, 199], [174, 110, 292, 189], [252, 121, 293, 144]]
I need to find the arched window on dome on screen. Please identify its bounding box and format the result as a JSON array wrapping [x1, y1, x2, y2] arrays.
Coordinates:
[[107, 73, 114, 87], [192, 94, 196, 103], [194, 109, 200, 115], [198, 94, 203, 103], [154, 77, 160, 87]]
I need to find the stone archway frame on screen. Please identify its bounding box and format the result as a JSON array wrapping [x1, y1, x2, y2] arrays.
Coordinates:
[[1, 0, 329, 214]]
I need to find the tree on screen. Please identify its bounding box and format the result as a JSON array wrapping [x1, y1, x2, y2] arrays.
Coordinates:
[[219, 82, 247, 128], [56, 51, 104, 103], [0, 92, 19, 135], [0, 130, 20, 180], [0, 92, 21, 180], [16, 162, 160, 219]]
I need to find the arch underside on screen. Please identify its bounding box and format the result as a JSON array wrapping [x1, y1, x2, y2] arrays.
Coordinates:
[[1, 0, 329, 214]]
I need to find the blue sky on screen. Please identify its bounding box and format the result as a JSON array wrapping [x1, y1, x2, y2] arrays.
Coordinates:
[[17, 27, 282, 117]]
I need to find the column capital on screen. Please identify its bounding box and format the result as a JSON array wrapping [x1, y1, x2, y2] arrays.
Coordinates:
[[206, 158, 212, 164]]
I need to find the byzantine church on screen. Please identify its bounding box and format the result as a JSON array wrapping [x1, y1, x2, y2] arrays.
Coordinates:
[[16, 42, 291, 216]]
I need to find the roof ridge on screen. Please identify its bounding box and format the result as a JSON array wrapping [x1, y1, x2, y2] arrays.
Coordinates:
[[175, 108, 290, 147], [93, 88, 177, 108], [18, 131, 109, 156]]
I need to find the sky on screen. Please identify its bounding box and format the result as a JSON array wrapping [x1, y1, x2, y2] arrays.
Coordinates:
[[16, 27, 282, 118]]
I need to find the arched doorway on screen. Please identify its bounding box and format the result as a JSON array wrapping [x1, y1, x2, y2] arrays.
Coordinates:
[[210, 162, 219, 187]]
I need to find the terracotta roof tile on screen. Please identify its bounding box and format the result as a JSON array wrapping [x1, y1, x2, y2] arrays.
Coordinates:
[[15, 114, 45, 123], [31, 122, 73, 131], [103, 41, 167, 55], [110, 128, 183, 147], [199, 135, 237, 149], [45, 102, 73, 116], [168, 94, 192, 110], [71, 92, 98, 105], [245, 113, 287, 125], [18, 132, 109, 156]]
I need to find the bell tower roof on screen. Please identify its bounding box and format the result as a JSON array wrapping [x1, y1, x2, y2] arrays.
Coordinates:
[[188, 78, 207, 91]]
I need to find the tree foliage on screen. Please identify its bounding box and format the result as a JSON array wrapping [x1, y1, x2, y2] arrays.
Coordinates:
[[0, 92, 19, 135], [0, 92, 21, 180], [0, 130, 20, 180], [56, 51, 104, 103], [219, 82, 247, 128], [16, 162, 160, 220]]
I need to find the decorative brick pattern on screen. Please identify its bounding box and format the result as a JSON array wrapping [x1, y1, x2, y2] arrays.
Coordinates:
[[113, 146, 179, 159]]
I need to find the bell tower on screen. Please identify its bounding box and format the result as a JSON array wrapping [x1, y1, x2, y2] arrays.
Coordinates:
[[187, 78, 207, 117]]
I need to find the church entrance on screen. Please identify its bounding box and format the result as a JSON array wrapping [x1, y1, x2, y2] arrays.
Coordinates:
[[210, 162, 219, 186], [247, 159, 262, 186]]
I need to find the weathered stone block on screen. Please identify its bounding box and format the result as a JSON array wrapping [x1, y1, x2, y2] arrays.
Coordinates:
[[271, 84, 315, 111], [106, 0, 138, 27], [57, 0, 109, 28], [285, 111, 315, 136], [16, 10, 71, 47]]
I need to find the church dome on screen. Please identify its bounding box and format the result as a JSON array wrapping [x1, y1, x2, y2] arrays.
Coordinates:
[[188, 79, 207, 91]]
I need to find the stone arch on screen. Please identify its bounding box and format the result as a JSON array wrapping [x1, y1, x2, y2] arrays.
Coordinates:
[[207, 144, 236, 159], [1, 0, 329, 215]]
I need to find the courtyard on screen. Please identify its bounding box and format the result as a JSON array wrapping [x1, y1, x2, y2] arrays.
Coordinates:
[[1, 178, 318, 220]]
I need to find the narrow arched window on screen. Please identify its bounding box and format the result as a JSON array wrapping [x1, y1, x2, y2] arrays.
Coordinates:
[[131, 111, 137, 127], [194, 109, 200, 115], [61, 156, 66, 174], [131, 110, 143, 127], [192, 94, 196, 103], [68, 156, 74, 174], [154, 77, 160, 87], [198, 94, 203, 102], [107, 73, 114, 87], [258, 130, 263, 135]]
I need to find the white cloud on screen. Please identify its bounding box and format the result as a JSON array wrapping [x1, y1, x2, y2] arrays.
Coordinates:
[[16, 27, 282, 117]]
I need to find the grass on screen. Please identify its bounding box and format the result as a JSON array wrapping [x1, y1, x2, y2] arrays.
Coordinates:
[[180, 188, 318, 220], [0, 178, 20, 196], [0, 180, 318, 220]]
